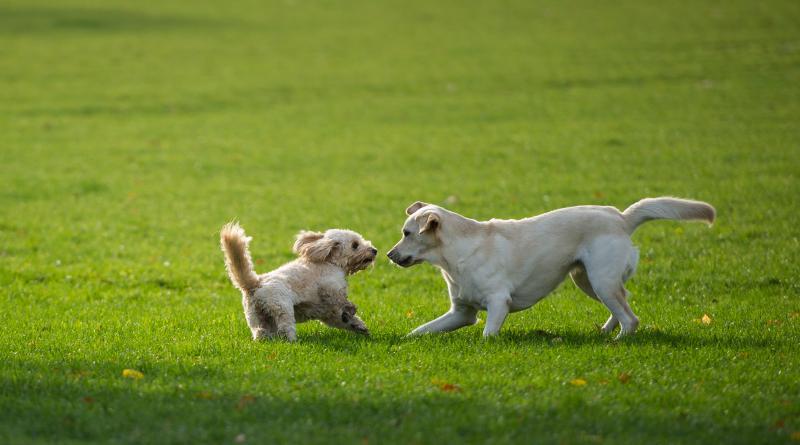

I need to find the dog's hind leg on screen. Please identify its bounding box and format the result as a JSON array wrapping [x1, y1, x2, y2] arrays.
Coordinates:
[[255, 287, 297, 341], [570, 265, 619, 334], [572, 266, 620, 334], [243, 296, 272, 340], [582, 237, 640, 339]]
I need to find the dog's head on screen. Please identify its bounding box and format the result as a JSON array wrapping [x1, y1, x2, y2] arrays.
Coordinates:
[[293, 229, 378, 274], [387, 201, 444, 268]]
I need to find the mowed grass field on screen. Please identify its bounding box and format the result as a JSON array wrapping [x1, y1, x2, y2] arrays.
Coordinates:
[[1, 0, 799, 443]]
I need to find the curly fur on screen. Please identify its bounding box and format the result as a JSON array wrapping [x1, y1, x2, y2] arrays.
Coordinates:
[[220, 222, 377, 341]]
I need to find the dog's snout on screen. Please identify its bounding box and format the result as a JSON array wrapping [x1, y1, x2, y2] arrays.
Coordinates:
[[369, 247, 378, 256], [387, 249, 413, 267]]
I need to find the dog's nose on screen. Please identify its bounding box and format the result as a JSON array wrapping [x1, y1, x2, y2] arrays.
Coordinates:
[[387, 249, 396, 259], [369, 247, 378, 256]]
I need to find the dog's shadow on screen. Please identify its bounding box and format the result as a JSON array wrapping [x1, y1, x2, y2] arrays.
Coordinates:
[[478, 328, 781, 349], [295, 327, 780, 352]]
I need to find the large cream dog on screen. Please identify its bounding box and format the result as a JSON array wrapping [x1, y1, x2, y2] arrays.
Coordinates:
[[387, 197, 715, 339]]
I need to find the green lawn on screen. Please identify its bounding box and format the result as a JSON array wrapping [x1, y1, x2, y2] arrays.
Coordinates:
[[1, 0, 799, 443]]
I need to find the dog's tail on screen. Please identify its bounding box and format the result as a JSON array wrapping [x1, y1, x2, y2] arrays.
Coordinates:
[[622, 197, 715, 234], [220, 222, 261, 295]]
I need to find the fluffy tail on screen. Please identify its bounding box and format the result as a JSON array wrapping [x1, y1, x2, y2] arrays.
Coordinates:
[[622, 197, 715, 234], [220, 222, 261, 295]]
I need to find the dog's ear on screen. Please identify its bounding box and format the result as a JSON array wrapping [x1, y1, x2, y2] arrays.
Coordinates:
[[293, 231, 337, 262], [405, 201, 429, 215], [418, 211, 440, 234]]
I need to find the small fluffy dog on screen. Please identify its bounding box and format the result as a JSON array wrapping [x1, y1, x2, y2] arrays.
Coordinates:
[[220, 223, 377, 341], [387, 197, 715, 339]]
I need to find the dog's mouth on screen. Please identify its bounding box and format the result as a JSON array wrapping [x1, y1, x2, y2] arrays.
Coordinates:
[[394, 255, 418, 268], [387, 249, 419, 267], [350, 252, 377, 273]]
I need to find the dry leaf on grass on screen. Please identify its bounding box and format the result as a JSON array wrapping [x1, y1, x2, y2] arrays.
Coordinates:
[[569, 378, 587, 387], [431, 379, 461, 393], [121, 369, 144, 380], [195, 391, 214, 400], [405, 310, 415, 319], [618, 372, 632, 384], [791, 431, 800, 441], [236, 395, 257, 411]]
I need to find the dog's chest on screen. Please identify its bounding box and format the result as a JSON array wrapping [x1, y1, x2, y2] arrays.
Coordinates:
[[446, 273, 495, 310]]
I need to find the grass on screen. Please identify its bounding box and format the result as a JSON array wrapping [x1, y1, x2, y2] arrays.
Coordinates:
[[1, 0, 799, 443]]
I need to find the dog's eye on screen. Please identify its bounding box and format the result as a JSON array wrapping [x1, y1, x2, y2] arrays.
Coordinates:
[[403, 230, 411, 237], [351, 241, 359, 250], [341, 312, 350, 323]]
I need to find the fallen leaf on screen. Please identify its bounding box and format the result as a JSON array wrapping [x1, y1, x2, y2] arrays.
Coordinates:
[[266, 352, 277, 360], [790, 312, 799, 320], [195, 391, 214, 400], [81, 396, 95, 404], [569, 378, 587, 387], [767, 319, 782, 326], [773, 419, 785, 429], [122, 369, 144, 380], [69, 369, 92, 379], [431, 379, 461, 392], [618, 372, 632, 384], [791, 431, 800, 441], [439, 383, 461, 392], [701, 314, 712, 325], [405, 310, 415, 319], [236, 395, 257, 411]]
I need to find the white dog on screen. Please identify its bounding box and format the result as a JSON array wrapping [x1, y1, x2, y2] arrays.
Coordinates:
[[220, 223, 377, 341], [387, 197, 715, 339]]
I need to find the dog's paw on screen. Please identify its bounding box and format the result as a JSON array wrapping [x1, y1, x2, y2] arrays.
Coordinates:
[[252, 328, 271, 341], [276, 326, 297, 342]]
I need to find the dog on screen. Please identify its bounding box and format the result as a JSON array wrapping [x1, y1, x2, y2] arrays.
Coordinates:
[[387, 197, 715, 339], [220, 222, 377, 341]]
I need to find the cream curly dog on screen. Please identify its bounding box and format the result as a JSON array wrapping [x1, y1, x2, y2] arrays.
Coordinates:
[[220, 223, 377, 341]]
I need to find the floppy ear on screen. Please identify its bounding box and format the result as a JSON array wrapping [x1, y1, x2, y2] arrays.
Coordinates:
[[418, 211, 440, 234], [293, 231, 337, 262], [406, 201, 429, 215]]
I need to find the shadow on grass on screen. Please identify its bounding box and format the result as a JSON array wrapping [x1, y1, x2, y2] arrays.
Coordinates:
[[0, 5, 232, 35], [293, 325, 786, 352], [497, 328, 784, 349], [0, 356, 782, 445]]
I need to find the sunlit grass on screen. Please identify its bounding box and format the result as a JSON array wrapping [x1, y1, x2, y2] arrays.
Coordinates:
[[1, 0, 798, 443]]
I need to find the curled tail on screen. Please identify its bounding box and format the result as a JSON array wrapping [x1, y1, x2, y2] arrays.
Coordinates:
[[220, 222, 261, 295], [622, 197, 715, 234]]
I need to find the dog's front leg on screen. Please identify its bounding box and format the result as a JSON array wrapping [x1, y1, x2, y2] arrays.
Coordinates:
[[483, 295, 511, 337], [408, 305, 477, 336]]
